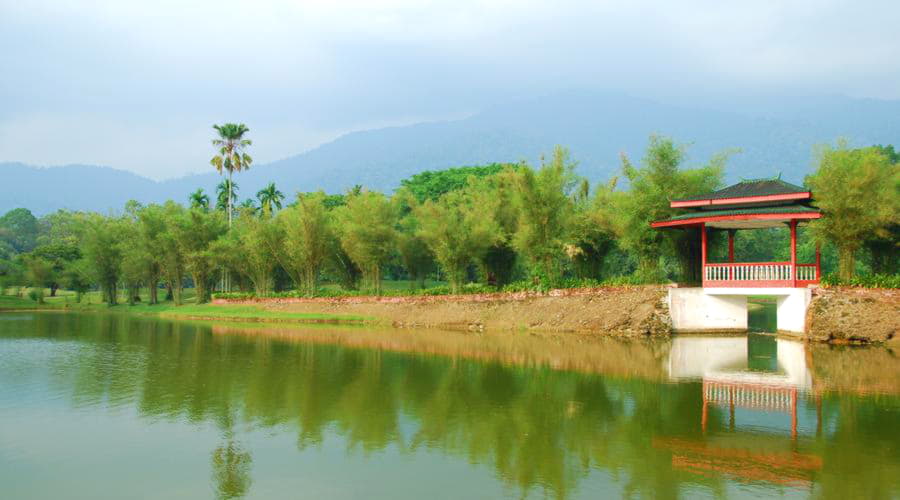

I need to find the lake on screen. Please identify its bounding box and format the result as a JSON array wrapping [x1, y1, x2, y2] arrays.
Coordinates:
[[1, 312, 898, 499]]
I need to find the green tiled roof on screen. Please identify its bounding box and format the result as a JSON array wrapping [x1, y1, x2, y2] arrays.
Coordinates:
[[663, 204, 820, 222], [673, 178, 808, 202]]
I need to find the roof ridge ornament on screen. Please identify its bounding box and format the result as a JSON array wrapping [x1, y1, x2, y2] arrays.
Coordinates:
[[738, 172, 783, 183]]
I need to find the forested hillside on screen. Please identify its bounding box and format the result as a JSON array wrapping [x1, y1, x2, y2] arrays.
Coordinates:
[[3, 91, 898, 215]]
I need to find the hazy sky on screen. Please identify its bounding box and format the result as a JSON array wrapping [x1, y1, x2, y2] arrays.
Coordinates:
[[2, 0, 898, 179]]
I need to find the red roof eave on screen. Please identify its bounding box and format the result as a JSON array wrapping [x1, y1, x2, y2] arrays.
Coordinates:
[[670, 192, 812, 208], [651, 211, 821, 228]]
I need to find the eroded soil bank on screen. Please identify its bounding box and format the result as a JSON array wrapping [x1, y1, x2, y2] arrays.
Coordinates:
[[806, 287, 899, 345], [211, 285, 898, 343], [214, 286, 672, 336]]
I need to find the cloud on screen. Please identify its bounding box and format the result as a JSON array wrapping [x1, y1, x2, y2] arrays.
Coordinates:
[[1, 0, 898, 178]]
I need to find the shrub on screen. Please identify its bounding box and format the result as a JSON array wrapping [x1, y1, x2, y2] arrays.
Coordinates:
[[821, 273, 900, 289]]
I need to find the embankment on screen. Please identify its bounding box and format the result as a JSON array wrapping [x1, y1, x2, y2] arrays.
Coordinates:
[[806, 287, 899, 344], [213, 286, 672, 336]]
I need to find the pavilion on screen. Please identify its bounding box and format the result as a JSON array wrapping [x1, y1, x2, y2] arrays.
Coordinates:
[[652, 178, 822, 333]]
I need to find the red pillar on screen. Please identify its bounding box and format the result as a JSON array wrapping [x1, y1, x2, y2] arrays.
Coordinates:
[[815, 242, 822, 282], [790, 220, 798, 287], [728, 229, 735, 281], [728, 230, 735, 263], [701, 223, 707, 286]]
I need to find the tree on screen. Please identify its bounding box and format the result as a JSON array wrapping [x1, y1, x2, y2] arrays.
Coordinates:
[[256, 182, 285, 216], [415, 187, 502, 293], [216, 180, 239, 212], [218, 212, 276, 295], [21, 254, 54, 304], [806, 142, 899, 280], [175, 208, 227, 303], [135, 204, 168, 304], [81, 214, 124, 305], [511, 146, 579, 284], [569, 179, 617, 280], [603, 136, 725, 282], [400, 163, 516, 203], [0, 208, 39, 253], [211, 123, 253, 227], [335, 191, 397, 294], [393, 190, 435, 289], [159, 202, 188, 305], [189, 188, 211, 211], [270, 193, 333, 295], [30, 242, 80, 296]]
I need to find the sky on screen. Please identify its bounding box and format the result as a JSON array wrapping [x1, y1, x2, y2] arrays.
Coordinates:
[[2, 0, 898, 180]]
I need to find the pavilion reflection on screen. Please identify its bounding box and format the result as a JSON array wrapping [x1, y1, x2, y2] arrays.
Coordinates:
[[661, 335, 823, 487]]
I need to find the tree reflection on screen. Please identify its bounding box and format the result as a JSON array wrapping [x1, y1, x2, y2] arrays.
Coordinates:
[[211, 440, 252, 499], [9, 313, 900, 499]]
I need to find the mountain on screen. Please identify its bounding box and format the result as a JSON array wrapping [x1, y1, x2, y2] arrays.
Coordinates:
[[2, 91, 897, 215]]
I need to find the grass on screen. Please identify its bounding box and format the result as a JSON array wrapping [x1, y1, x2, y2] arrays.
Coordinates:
[[0, 287, 372, 324]]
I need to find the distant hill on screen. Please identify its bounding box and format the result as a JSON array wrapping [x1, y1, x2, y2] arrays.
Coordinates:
[[2, 91, 897, 215]]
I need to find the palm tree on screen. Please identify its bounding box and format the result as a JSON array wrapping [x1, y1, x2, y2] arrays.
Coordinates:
[[256, 182, 285, 216], [238, 198, 259, 216], [210, 123, 253, 227], [189, 188, 210, 211], [216, 180, 239, 212]]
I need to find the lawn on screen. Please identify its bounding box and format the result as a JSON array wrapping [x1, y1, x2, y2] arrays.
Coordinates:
[[0, 286, 371, 323]]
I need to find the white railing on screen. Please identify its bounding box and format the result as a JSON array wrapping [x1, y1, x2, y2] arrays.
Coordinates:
[[704, 263, 793, 282], [796, 265, 817, 281]]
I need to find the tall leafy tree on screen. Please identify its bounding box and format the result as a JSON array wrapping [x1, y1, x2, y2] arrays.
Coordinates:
[[335, 191, 397, 294], [806, 142, 899, 280], [0, 208, 39, 253], [269, 193, 333, 295], [393, 189, 435, 289], [81, 214, 125, 305], [511, 146, 579, 284], [603, 136, 725, 282], [256, 182, 285, 216], [210, 123, 253, 227], [159, 202, 188, 304], [175, 208, 227, 303], [29, 242, 80, 296], [217, 212, 276, 295], [415, 186, 502, 293]]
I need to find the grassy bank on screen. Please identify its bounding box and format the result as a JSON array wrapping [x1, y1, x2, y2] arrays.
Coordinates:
[[0, 288, 374, 325]]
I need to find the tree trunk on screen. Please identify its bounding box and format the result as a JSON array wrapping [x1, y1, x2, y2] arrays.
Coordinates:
[[838, 246, 856, 281], [50, 283, 58, 297]]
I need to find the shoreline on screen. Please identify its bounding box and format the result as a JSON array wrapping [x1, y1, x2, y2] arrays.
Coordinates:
[[2, 285, 896, 344]]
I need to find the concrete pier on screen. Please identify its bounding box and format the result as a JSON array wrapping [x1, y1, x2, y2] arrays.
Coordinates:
[[668, 287, 812, 334]]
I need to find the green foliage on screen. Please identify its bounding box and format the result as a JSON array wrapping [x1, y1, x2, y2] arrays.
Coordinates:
[[400, 163, 516, 203], [81, 214, 125, 305], [256, 182, 285, 215], [268, 192, 333, 295], [0, 208, 39, 253], [511, 146, 578, 283], [820, 273, 900, 289], [216, 180, 239, 212], [335, 191, 397, 294], [189, 188, 211, 211], [415, 185, 502, 293], [602, 135, 726, 282], [806, 142, 899, 280], [175, 208, 227, 303]]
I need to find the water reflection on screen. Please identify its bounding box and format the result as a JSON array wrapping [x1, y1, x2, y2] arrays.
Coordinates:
[[0, 313, 898, 499]]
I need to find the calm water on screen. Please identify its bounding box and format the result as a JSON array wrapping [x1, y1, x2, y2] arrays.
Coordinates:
[[1, 312, 898, 499]]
